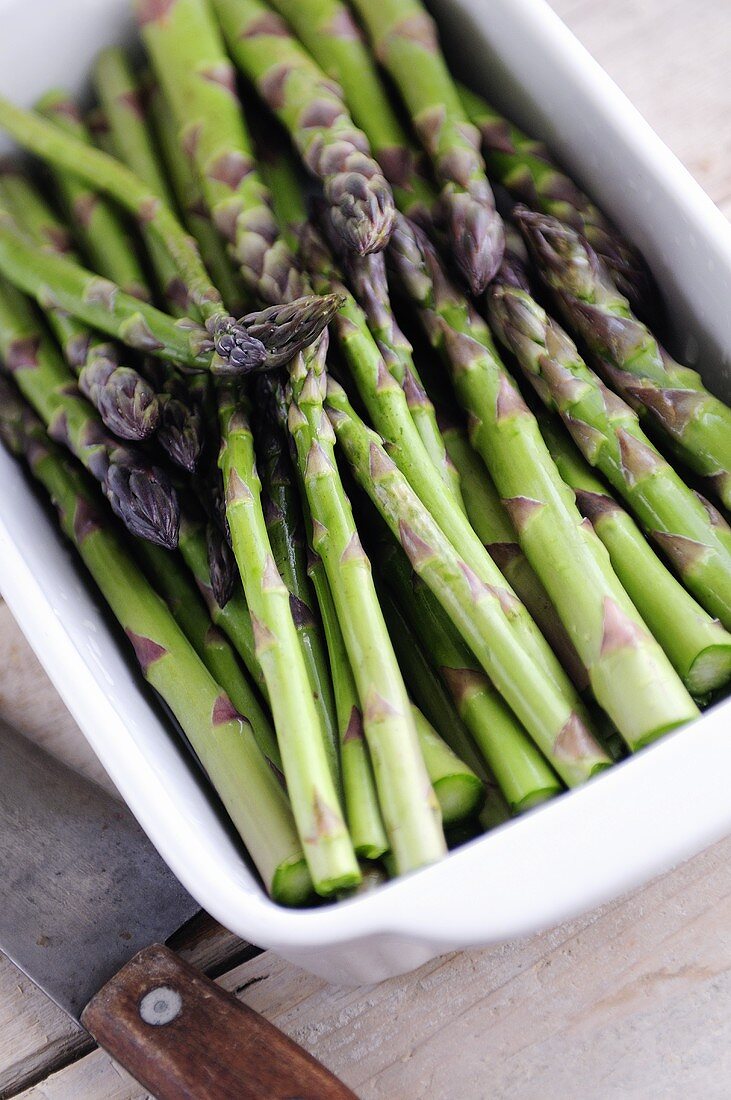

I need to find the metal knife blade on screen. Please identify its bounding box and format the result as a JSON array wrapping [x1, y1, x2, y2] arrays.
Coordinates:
[[0, 716, 200, 1019]]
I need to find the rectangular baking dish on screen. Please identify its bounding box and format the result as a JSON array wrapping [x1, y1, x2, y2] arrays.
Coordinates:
[[0, 0, 729, 986]]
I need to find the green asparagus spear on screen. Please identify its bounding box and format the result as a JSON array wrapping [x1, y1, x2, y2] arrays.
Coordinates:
[[0, 210, 339, 375], [256, 373, 339, 787], [539, 417, 731, 696], [85, 65, 210, 471], [411, 705, 484, 826], [0, 170, 160, 442], [36, 90, 150, 301], [349, 0, 504, 292], [317, 206, 464, 509], [288, 334, 446, 874], [0, 277, 179, 548], [264, 0, 437, 226], [387, 215, 699, 750], [516, 206, 731, 512], [177, 510, 266, 698], [0, 92, 251, 342], [0, 377, 310, 905], [375, 534, 562, 809], [458, 84, 657, 320], [136, 0, 310, 309], [309, 545, 389, 859], [487, 270, 731, 633], [438, 415, 588, 692], [148, 83, 249, 317], [210, 0, 395, 255], [218, 376, 359, 895], [297, 222, 587, 716], [376, 583, 512, 831], [134, 538, 281, 769], [326, 380, 612, 780]]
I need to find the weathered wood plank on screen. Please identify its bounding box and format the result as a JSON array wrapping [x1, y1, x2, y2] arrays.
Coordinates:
[[17, 832, 731, 1099]]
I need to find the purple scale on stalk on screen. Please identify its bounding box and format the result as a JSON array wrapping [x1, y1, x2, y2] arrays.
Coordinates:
[[125, 629, 168, 673], [212, 694, 243, 726], [440, 666, 483, 707], [5, 335, 40, 372], [600, 597, 647, 655], [343, 706, 365, 743], [72, 496, 102, 544]]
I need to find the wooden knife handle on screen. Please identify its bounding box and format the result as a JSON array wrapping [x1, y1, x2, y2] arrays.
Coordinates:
[[81, 944, 357, 1100]]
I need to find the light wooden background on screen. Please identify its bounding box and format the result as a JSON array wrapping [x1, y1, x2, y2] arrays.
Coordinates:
[[1, 0, 730, 1096]]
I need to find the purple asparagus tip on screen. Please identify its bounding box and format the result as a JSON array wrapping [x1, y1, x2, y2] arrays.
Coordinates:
[[157, 396, 204, 473], [104, 457, 180, 549], [206, 520, 237, 608]]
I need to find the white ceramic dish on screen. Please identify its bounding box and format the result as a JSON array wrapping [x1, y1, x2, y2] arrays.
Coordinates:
[[0, 0, 729, 986]]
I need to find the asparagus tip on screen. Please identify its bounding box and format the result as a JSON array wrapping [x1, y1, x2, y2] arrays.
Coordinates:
[[104, 460, 180, 549], [441, 190, 505, 294]]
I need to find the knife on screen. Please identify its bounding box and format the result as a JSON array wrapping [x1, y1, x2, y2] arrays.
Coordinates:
[[0, 717, 355, 1099]]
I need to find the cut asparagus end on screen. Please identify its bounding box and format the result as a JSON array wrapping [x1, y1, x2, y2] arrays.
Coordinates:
[[433, 773, 485, 827], [271, 856, 315, 908], [685, 644, 731, 698], [513, 786, 562, 815]]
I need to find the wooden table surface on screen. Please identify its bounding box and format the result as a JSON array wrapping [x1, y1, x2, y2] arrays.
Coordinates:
[[1, 1, 730, 1096]]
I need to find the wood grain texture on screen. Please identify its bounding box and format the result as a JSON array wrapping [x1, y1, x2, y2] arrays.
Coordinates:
[[81, 945, 356, 1100], [1, 0, 729, 1097]]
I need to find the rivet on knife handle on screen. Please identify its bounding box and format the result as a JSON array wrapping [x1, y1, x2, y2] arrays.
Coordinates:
[[81, 944, 357, 1100]]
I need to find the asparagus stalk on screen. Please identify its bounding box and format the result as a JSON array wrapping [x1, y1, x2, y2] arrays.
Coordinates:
[[136, 0, 310, 309], [326, 380, 612, 781], [376, 534, 562, 809], [438, 414, 588, 692], [0, 92, 252, 345], [0, 277, 179, 548], [0, 377, 310, 905], [349, 0, 504, 292], [387, 216, 699, 749], [87, 65, 213, 471], [297, 223, 584, 713], [0, 171, 160, 442], [177, 509, 267, 698], [376, 583, 511, 832], [148, 83, 249, 317], [288, 335, 446, 873], [218, 377, 359, 894], [264, 0, 437, 227], [317, 206, 464, 510], [210, 0, 395, 255], [310, 545, 389, 859], [516, 207, 731, 512], [487, 271, 731, 633], [256, 373, 339, 787], [91, 49, 187, 313], [410, 705, 484, 827], [0, 212, 339, 375], [0, 210, 223, 368], [458, 84, 657, 320], [540, 418, 731, 697], [134, 538, 281, 769], [35, 91, 150, 301]]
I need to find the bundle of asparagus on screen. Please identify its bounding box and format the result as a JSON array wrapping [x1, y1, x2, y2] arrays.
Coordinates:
[[0, 0, 728, 907]]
